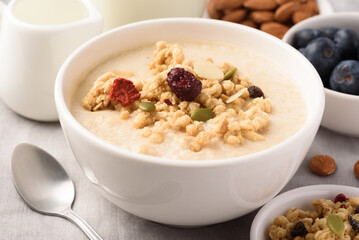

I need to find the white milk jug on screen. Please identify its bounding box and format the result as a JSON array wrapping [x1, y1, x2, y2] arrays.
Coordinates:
[[0, 0, 103, 121]]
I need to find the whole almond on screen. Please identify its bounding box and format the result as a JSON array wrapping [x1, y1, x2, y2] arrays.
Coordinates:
[[214, 0, 244, 10], [274, 1, 300, 23], [250, 11, 274, 24], [223, 8, 235, 15], [354, 160, 359, 179], [243, 0, 278, 11], [260, 22, 289, 39], [292, 10, 312, 24], [239, 19, 257, 28], [299, 0, 319, 14], [309, 155, 336, 176], [207, 0, 223, 19], [222, 9, 247, 22], [275, 0, 289, 5]]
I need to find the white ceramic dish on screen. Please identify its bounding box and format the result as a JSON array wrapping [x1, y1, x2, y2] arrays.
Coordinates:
[[283, 12, 359, 137], [55, 18, 324, 227], [250, 184, 359, 240], [315, 0, 334, 15]]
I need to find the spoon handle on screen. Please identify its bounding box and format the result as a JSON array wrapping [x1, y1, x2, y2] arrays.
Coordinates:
[[63, 209, 103, 240]]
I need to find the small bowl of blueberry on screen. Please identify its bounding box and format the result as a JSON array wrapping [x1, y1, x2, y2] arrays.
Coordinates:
[[283, 12, 359, 136]]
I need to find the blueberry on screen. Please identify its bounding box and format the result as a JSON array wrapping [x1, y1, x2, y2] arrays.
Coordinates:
[[321, 27, 339, 40], [334, 28, 359, 59], [303, 37, 341, 85], [329, 60, 359, 95], [298, 48, 306, 55], [294, 28, 326, 49]]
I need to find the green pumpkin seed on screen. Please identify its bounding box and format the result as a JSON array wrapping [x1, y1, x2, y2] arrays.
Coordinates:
[[327, 214, 344, 235], [139, 102, 156, 112], [191, 108, 215, 122], [223, 67, 237, 80]]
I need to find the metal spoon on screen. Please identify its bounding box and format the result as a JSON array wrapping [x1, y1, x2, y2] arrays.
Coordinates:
[[11, 143, 103, 240]]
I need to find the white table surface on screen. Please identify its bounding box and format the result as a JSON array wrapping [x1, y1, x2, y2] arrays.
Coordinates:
[[1, 0, 358, 239]]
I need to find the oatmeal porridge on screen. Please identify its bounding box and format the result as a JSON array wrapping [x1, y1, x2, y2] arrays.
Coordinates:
[[70, 40, 306, 160]]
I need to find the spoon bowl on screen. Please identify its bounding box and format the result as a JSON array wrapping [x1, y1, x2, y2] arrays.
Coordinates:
[[11, 143, 102, 240], [12, 143, 74, 214]]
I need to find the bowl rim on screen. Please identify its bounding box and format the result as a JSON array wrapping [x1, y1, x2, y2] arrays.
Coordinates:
[[250, 184, 359, 240], [283, 11, 359, 43], [283, 11, 359, 100], [324, 86, 359, 100], [55, 17, 325, 167]]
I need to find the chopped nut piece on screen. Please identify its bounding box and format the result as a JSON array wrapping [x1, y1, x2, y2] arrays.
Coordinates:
[[194, 60, 224, 80], [226, 88, 248, 103]]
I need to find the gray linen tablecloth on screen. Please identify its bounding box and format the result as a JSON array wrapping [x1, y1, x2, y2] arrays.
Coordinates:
[[1, 0, 359, 239], [1, 98, 359, 240]]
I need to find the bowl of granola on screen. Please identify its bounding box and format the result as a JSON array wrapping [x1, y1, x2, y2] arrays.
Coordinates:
[[251, 184, 359, 240], [55, 18, 324, 226]]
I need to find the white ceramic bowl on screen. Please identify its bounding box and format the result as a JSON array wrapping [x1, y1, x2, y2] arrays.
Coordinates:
[[55, 18, 324, 227], [283, 12, 359, 137], [251, 184, 359, 240]]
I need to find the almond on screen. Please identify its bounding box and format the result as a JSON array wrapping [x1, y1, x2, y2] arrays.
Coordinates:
[[299, 0, 319, 14], [292, 10, 312, 24], [274, 1, 300, 23], [223, 8, 235, 15], [250, 11, 274, 24], [239, 19, 257, 28], [194, 60, 224, 80], [275, 0, 289, 5], [309, 155, 336, 176], [354, 160, 359, 179], [222, 9, 247, 22], [226, 88, 248, 103], [214, 0, 244, 10], [260, 22, 289, 39], [207, 0, 223, 19], [243, 0, 278, 11]]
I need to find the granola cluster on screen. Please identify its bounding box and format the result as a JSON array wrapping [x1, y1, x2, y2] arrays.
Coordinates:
[[269, 197, 359, 240], [82, 41, 272, 152]]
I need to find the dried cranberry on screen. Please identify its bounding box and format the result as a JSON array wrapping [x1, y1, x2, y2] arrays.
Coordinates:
[[355, 206, 359, 214], [340, 204, 346, 209], [248, 85, 265, 98], [349, 216, 359, 232], [334, 193, 348, 203], [291, 221, 307, 238], [164, 99, 173, 106], [109, 78, 141, 107], [167, 68, 202, 101]]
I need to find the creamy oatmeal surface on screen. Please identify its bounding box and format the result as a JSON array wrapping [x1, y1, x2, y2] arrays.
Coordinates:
[[71, 40, 306, 160]]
